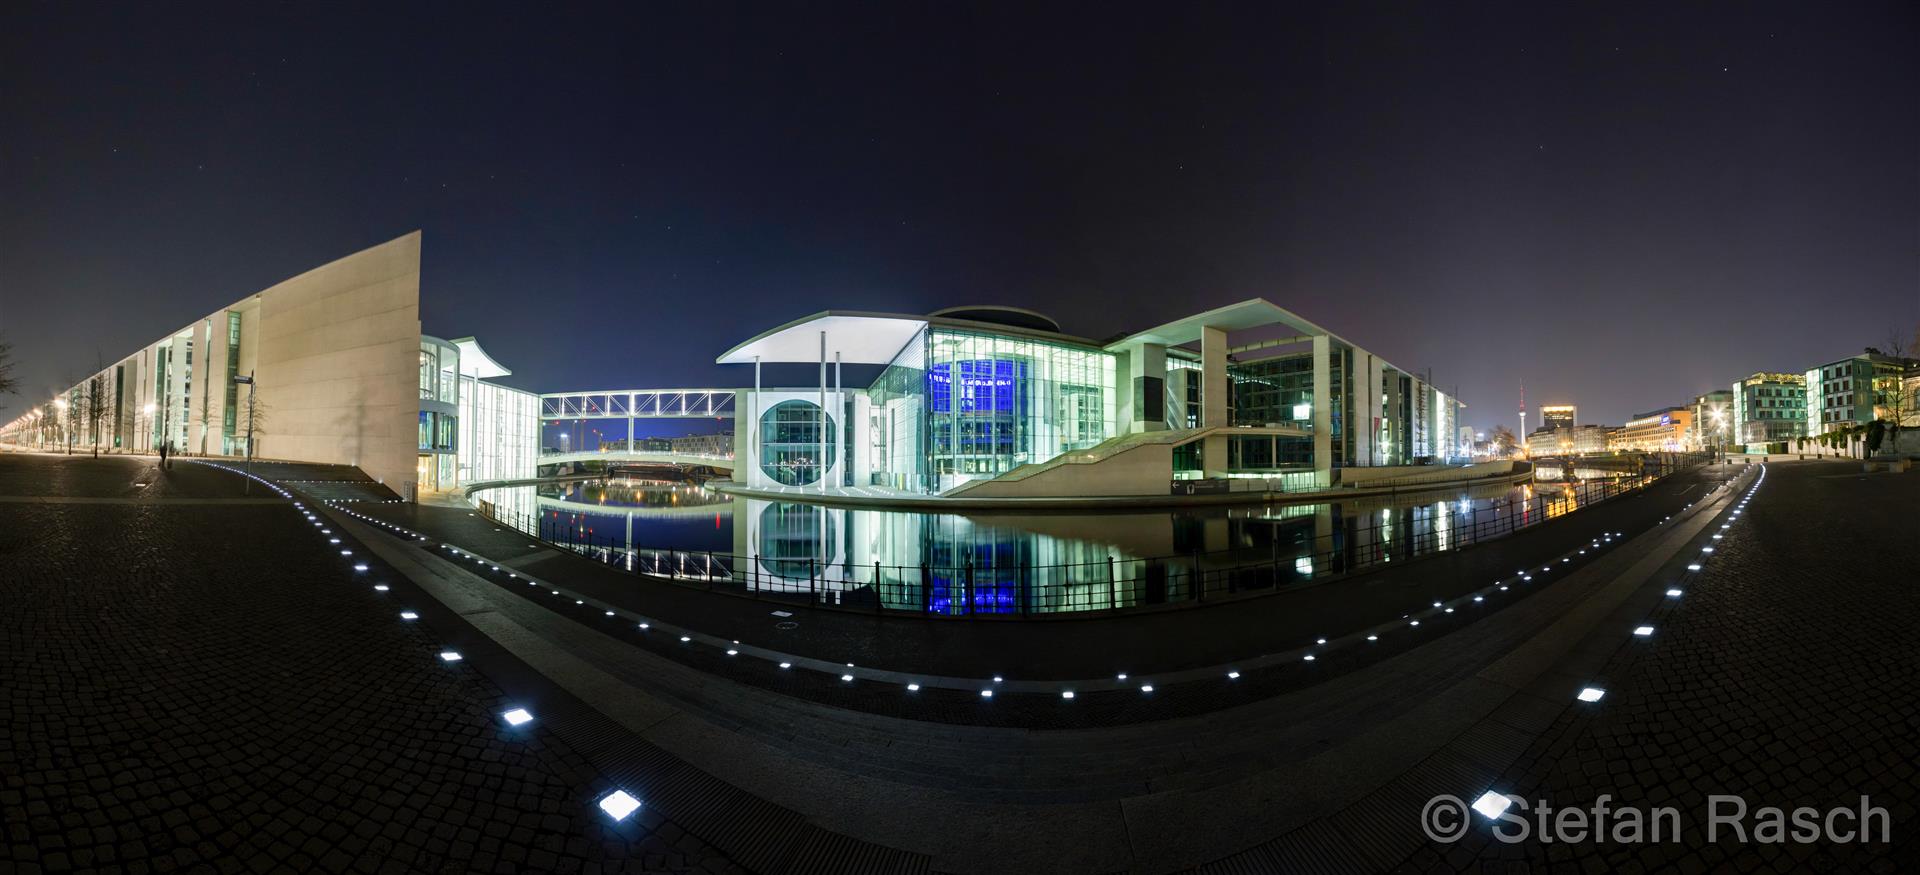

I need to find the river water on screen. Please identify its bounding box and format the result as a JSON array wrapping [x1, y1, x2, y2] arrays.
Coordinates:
[[467, 474, 1630, 615]]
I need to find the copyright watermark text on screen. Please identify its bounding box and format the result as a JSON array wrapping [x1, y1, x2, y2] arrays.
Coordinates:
[[1421, 793, 1890, 844]]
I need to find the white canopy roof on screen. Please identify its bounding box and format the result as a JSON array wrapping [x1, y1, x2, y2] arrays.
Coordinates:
[[1102, 299, 1342, 349], [450, 336, 512, 379], [715, 312, 932, 365]]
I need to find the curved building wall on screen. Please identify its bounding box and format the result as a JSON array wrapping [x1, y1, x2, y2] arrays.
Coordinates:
[[252, 232, 425, 491]]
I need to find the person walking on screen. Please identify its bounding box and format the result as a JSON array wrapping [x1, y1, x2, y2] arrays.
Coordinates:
[[159, 440, 170, 470]]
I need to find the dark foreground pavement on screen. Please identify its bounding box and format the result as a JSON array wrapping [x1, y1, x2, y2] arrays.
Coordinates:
[[0, 453, 737, 874], [1401, 460, 1914, 872]]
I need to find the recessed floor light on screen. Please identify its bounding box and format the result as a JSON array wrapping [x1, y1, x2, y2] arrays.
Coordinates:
[[1632, 626, 1653, 637], [399, 611, 418, 620], [1577, 687, 1605, 702], [1061, 690, 1075, 699], [779, 662, 791, 669], [502, 708, 533, 726], [980, 690, 993, 698], [597, 790, 641, 821], [373, 584, 389, 592], [1139, 684, 1154, 693], [439, 651, 462, 662], [840, 674, 854, 682], [1667, 588, 1682, 597], [1228, 670, 1241, 678], [679, 636, 691, 642], [354, 564, 368, 572], [1473, 791, 1513, 819], [1687, 564, 1702, 571]]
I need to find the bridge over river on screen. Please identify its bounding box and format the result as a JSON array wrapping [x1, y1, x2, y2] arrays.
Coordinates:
[[540, 388, 737, 475]]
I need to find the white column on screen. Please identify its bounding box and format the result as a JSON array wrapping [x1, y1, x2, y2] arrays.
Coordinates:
[[1201, 325, 1229, 477], [834, 352, 843, 488], [819, 331, 827, 493], [1312, 335, 1332, 483]]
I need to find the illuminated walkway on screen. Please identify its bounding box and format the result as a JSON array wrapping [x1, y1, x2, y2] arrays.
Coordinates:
[[329, 459, 1893, 872]]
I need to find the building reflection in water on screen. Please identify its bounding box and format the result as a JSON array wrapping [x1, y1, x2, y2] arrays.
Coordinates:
[[473, 476, 1577, 616]]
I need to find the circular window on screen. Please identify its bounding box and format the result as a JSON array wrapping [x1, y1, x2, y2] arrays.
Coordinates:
[[756, 502, 835, 581], [759, 400, 835, 486]]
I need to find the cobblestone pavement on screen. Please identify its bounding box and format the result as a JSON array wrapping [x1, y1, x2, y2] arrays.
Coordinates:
[[0, 454, 737, 874], [1402, 461, 1915, 872]]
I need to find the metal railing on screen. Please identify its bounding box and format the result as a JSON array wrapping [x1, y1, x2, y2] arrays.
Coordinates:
[[473, 456, 1710, 619]]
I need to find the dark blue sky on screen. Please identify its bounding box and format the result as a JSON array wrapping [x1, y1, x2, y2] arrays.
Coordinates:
[[3, 1, 1915, 429]]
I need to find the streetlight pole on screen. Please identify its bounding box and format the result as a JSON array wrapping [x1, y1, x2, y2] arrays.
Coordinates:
[[234, 371, 255, 494]]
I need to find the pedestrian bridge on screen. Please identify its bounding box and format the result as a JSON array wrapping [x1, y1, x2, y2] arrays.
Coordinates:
[[537, 448, 734, 473], [540, 389, 735, 420]]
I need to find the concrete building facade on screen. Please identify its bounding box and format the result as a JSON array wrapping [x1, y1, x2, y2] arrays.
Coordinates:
[[1611, 407, 1692, 453], [1730, 372, 1806, 452], [1, 233, 535, 496]]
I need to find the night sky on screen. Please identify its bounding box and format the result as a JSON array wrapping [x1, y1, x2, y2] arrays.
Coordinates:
[[3, 2, 1915, 430]]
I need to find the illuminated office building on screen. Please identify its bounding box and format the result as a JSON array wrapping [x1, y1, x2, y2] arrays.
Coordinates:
[[1730, 372, 1806, 452], [720, 300, 1465, 496], [1539, 405, 1576, 430], [0, 233, 532, 496]]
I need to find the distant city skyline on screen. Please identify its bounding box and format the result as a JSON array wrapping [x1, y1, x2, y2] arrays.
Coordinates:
[[3, 3, 1915, 431]]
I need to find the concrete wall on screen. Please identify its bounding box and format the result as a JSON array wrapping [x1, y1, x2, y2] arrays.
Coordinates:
[[251, 232, 423, 491], [1336, 460, 1517, 486], [945, 443, 1175, 498]]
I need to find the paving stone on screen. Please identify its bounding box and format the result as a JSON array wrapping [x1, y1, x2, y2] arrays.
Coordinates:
[[0, 454, 733, 874]]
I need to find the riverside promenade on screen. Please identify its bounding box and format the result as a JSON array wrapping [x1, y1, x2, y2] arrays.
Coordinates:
[[0, 452, 739, 874], [5, 452, 1909, 873]]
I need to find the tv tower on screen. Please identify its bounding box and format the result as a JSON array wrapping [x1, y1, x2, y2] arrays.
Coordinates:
[[1518, 382, 1527, 439]]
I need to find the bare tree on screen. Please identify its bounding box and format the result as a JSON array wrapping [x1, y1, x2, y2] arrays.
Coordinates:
[[1488, 424, 1517, 457], [237, 378, 269, 493], [61, 386, 80, 455], [0, 335, 17, 411], [1875, 327, 1917, 454], [83, 367, 112, 458]]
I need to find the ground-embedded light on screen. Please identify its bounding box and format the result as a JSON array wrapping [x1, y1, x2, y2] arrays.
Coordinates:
[[502, 708, 533, 726], [1577, 687, 1605, 702], [1473, 791, 1513, 819], [1632, 625, 1653, 637], [597, 790, 641, 821]]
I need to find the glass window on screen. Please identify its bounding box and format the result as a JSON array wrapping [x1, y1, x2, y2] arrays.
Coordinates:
[[760, 400, 834, 485]]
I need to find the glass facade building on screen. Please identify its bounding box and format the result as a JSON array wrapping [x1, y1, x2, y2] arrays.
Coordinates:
[[866, 326, 1118, 493], [458, 374, 538, 485], [417, 336, 461, 491]]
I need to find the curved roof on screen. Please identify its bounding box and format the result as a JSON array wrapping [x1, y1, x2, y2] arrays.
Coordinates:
[[926, 305, 1060, 333], [448, 336, 512, 379], [717, 309, 1099, 366]]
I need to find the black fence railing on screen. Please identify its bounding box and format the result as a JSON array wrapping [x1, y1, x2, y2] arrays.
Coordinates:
[[475, 456, 1710, 619]]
